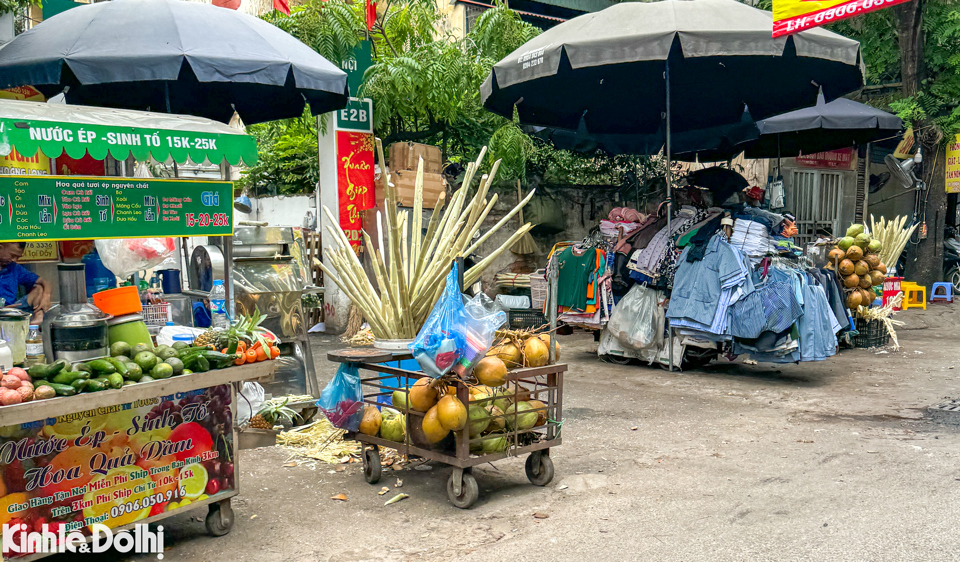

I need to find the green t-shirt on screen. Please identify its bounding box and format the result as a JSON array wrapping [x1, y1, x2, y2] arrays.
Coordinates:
[[556, 246, 596, 311]]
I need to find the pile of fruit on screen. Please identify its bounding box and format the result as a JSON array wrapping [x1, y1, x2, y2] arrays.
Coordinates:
[[827, 224, 888, 310], [357, 333, 555, 455]]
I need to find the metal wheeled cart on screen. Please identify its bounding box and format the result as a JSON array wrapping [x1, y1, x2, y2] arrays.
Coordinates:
[[328, 348, 565, 509], [0, 361, 276, 561]]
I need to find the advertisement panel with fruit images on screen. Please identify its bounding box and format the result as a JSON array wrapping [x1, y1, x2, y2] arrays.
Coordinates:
[[0, 384, 234, 557]]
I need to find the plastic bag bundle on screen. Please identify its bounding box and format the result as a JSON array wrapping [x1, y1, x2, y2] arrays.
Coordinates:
[[316, 363, 364, 431], [96, 237, 176, 279], [607, 284, 664, 350], [409, 264, 506, 378]]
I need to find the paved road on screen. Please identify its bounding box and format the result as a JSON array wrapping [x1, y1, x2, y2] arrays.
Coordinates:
[[97, 304, 960, 561]]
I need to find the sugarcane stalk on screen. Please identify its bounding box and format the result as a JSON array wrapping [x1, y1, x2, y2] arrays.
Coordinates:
[[464, 224, 535, 286], [464, 188, 536, 256], [411, 158, 424, 278]]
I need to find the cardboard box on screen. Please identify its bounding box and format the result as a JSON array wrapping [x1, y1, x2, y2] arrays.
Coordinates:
[[379, 169, 446, 209], [388, 142, 443, 174]]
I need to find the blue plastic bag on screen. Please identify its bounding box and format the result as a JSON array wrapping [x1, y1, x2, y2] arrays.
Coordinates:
[[409, 264, 506, 378], [316, 363, 364, 431]]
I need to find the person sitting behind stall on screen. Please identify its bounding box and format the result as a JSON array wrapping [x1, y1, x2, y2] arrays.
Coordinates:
[[0, 243, 52, 321]]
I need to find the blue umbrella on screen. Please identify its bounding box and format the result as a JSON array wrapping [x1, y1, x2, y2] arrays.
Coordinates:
[[0, 0, 348, 124]]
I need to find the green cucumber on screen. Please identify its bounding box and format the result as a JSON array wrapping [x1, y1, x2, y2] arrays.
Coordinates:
[[106, 373, 124, 389], [28, 360, 68, 379], [83, 379, 107, 392], [47, 382, 77, 397], [87, 359, 116, 374], [71, 379, 88, 392], [105, 358, 128, 376], [73, 362, 92, 373], [52, 371, 89, 385]]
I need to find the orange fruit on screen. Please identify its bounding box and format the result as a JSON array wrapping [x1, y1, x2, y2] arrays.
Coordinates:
[[83, 466, 151, 528], [0, 493, 29, 526]]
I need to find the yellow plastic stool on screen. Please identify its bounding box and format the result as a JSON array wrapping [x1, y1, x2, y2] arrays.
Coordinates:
[[901, 282, 927, 310]]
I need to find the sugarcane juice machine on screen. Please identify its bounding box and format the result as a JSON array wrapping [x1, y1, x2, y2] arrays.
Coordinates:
[[188, 226, 320, 397]]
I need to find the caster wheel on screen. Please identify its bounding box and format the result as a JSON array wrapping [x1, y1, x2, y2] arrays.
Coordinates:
[[525, 452, 554, 486], [205, 501, 234, 537], [363, 448, 382, 484], [602, 354, 633, 366], [446, 472, 479, 509]]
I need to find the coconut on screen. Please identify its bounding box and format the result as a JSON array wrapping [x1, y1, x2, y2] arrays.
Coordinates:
[[859, 273, 873, 289], [470, 391, 489, 404], [491, 388, 513, 414], [391, 390, 409, 411], [481, 435, 509, 453], [488, 342, 522, 367], [504, 402, 538, 431], [854, 260, 870, 277], [380, 410, 406, 442], [876, 262, 887, 274], [842, 274, 859, 289], [528, 399, 548, 426], [828, 248, 846, 263], [437, 394, 467, 431], [854, 233, 872, 249], [864, 254, 881, 269], [474, 356, 508, 387], [846, 224, 864, 238], [421, 405, 449, 443], [846, 291, 863, 309], [409, 378, 438, 412], [845, 245, 864, 262], [872, 271, 884, 286], [359, 406, 382, 437], [502, 381, 532, 402], [523, 336, 549, 367], [538, 334, 561, 362], [467, 404, 490, 437], [868, 239, 882, 254], [838, 259, 855, 276], [837, 236, 856, 251], [486, 406, 506, 432]]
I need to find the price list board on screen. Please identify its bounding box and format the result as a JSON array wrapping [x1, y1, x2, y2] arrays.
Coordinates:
[[0, 175, 234, 242]]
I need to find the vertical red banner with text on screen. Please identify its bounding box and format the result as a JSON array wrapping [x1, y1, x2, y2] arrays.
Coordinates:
[[336, 131, 375, 253]]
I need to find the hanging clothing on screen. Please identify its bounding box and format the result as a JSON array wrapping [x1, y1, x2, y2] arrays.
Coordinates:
[[556, 246, 602, 311]]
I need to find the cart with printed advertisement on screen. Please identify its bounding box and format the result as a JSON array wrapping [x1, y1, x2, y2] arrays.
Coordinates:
[[0, 99, 280, 560]]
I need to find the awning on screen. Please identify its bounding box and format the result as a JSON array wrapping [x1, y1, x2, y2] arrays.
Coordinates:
[[0, 98, 258, 166]]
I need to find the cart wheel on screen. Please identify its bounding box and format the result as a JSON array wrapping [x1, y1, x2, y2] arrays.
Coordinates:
[[363, 448, 382, 484], [602, 354, 633, 366], [525, 452, 555, 486], [205, 500, 234, 537], [446, 472, 479, 509]]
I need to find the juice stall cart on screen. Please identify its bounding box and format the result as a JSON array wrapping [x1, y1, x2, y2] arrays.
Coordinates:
[[0, 98, 278, 560]]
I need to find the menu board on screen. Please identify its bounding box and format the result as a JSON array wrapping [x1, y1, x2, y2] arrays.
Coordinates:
[[0, 176, 233, 242]]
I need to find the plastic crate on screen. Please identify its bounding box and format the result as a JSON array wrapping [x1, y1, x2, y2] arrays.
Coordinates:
[[852, 317, 890, 348], [507, 309, 547, 330], [143, 302, 171, 326], [530, 269, 547, 310]]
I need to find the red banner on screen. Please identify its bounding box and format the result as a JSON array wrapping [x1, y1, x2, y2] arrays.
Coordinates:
[[336, 131, 375, 253], [795, 147, 857, 170], [773, 0, 911, 38]]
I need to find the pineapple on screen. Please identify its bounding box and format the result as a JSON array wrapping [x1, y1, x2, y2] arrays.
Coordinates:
[[249, 398, 300, 430], [195, 327, 221, 348]]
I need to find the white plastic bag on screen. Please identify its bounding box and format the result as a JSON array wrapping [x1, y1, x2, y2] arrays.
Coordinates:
[[96, 237, 176, 279], [607, 284, 664, 350], [237, 382, 265, 426]]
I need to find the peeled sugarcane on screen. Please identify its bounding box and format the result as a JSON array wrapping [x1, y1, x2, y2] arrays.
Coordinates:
[[867, 214, 919, 270], [317, 141, 535, 340]]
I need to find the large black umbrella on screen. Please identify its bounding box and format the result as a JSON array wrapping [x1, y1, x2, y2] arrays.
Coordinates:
[[0, 0, 348, 124], [481, 0, 863, 138], [743, 93, 902, 159]]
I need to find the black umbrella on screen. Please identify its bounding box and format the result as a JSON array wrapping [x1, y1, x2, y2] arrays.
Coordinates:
[[0, 0, 348, 124], [743, 93, 902, 159]]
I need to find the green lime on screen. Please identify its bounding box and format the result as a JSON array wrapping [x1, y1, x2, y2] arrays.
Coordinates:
[[182, 369, 193, 375], [164, 357, 184, 375], [150, 363, 174, 380], [132, 343, 153, 356], [124, 363, 143, 381], [139, 375, 155, 383], [134, 351, 158, 371], [110, 342, 132, 357], [172, 341, 190, 351], [157, 347, 178, 360]]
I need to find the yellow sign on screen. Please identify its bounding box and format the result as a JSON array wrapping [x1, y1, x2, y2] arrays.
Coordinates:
[[947, 135, 960, 194], [19, 241, 59, 262], [773, 0, 912, 37]]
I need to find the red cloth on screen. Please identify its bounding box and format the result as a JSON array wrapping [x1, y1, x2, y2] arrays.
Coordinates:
[[366, 0, 377, 30], [274, 0, 290, 15]]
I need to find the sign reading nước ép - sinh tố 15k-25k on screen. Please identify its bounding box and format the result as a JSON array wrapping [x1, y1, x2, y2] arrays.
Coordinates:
[[0, 175, 234, 242]]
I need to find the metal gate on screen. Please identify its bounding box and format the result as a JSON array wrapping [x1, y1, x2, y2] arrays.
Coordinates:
[[792, 170, 843, 248]]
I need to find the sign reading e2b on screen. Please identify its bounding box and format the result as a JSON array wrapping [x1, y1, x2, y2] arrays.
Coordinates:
[[336, 98, 373, 133]]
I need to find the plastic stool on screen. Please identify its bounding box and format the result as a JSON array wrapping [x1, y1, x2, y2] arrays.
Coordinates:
[[930, 282, 954, 303], [901, 282, 927, 310]]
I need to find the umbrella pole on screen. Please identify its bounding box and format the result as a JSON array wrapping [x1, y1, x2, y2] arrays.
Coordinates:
[[665, 59, 674, 372]]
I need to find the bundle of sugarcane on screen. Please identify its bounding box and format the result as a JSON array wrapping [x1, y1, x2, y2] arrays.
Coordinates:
[[867, 215, 919, 269], [318, 141, 535, 340]]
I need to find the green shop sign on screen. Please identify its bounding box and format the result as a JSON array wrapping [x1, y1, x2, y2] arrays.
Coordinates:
[[0, 175, 234, 242], [0, 119, 258, 166]]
